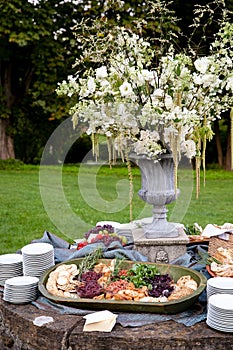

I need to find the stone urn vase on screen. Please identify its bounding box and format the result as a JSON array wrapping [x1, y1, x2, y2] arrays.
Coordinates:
[[130, 153, 179, 239]]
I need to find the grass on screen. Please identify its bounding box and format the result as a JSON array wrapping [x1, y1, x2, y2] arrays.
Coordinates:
[[1, 162, 233, 255]]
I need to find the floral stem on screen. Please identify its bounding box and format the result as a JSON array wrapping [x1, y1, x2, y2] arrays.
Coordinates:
[[91, 133, 99, 161], [107, 137, 112, 169], [202, 135, 206, 188], [231, 108, 233, 171], [202, 116, 207, 187], [174, 160, 178, 198], [125, 152, 133, 222], [195, 137, 202, 200], [195, 156, 200, 199]]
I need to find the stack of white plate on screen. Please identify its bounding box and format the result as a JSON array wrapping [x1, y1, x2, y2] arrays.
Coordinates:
[[3, 276, 39, 304], [21, 242, 54, 278], [207, 277, 233, 300], [207, 293, 233, 332], [0, 253, 23, 286]]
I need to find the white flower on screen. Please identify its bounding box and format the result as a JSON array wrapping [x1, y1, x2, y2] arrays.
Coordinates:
[[137, 69, 154, 85], [194, 57, 211, 74], [57, 20, 233, 165], [134, 130, 163, 159], [119, 81, 133, 97], [163, 126, 179, 144], [100, 79, 111, 88], [226, 76, 233, 91], [181, 140, 196, 159], [153, 88, 164, 98], [164, 95, 174, 110], [96, 66, 108, 80], [198, 73, 219, 88], [87, 77, 96, 94], [193, 73, 203, 85]]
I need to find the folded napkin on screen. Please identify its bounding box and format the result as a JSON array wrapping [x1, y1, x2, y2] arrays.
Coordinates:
[[33, 316, 54, 327], [201, 223, 233, 240], [83, 310, 118, 332]]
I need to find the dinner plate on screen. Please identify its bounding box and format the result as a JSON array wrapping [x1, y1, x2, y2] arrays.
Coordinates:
[[21, 243, 54, 255], [0, 254, 23, 286], [207, 293, 233, 332], [38, 258, 207, 314], [0, 253, 23, 264], [21, 243, 54, 278], [3, 275, 39, 304], [207, 277, 233, 300], [5, 276, 39, 286]]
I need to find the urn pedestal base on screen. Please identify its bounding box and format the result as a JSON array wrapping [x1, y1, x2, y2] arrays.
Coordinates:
[[132, 225, 189, 263], [130, 153, 180, 239]]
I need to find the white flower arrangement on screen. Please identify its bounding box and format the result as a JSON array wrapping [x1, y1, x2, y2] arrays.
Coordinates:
[[56, 2, 233, 200]]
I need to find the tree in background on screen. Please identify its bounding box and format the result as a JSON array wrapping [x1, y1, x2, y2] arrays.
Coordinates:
[[0, 0, 82, 161], [0, 0, 232, 168], [0, 0, 179, 162]]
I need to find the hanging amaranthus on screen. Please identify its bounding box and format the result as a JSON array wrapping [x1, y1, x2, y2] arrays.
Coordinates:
[[201, 116, 214, 188], [231, 108, 233, 171], [91, 133, 99, 162], [125, 151, 133, 223], [107, 136, 113, 169], [195, 143, 201, 199]]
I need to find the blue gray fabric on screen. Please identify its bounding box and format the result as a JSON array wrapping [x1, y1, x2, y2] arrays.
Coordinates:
[[32, 231, 148, 263], [31, 232, 210, 327], [32, 295, 206, 327]]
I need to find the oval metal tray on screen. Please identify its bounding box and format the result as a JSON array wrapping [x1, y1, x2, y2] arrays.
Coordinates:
[[38, 259, 207, 314]]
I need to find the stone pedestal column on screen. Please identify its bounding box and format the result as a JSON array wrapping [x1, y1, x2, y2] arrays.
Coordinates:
[[132, 225, 189, 263]]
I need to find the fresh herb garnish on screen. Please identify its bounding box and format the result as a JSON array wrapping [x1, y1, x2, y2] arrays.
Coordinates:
[[76, 248, 103, 280], [111, 256, 126, 279], [125, 263, 160, 288], [197, 250, 221, 266]]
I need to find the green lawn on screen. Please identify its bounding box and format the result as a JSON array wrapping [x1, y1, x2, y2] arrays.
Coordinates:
[[1, 163, 233, 255]]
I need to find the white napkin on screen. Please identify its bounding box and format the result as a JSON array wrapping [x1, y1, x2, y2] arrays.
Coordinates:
[[33, 316, 54, 327], [83, 310, 118, 332], [202, 223, 233, 240]]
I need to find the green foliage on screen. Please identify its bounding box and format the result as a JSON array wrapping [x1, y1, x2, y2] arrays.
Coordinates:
[[126, 263, 159, 288], [0, 0, 232, 164], [0, 0, 84, 160], [0, 158, 24, 170]]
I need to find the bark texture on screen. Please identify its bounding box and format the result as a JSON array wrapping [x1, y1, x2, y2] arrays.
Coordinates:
[[0, 119, 15, 159]]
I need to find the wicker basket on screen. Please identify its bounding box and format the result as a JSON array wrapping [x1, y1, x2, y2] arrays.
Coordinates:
[[208, 234, 233, 257]]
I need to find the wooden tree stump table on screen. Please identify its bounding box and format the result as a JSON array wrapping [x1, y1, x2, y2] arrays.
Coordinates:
[[1, 293, 233, 350]]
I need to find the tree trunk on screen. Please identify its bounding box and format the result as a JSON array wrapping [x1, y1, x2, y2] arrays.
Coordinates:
[[0, 61, 15, 159], [0, 118, 15, 159], [214, 120, 223, 167], [225, 122, 232, 171]]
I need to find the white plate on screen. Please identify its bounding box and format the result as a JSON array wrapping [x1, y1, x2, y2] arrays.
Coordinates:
[[209, 293, 233, 310], [3, 295, 38, 303], [23, 255, 54, 263], [208, 277, 233, 289], [206, 320, 233, 332], [0, 269, 23, 275], [0, 254, 23, 264], [5, 276, 39, 286], [21, 243, 54, 255]]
